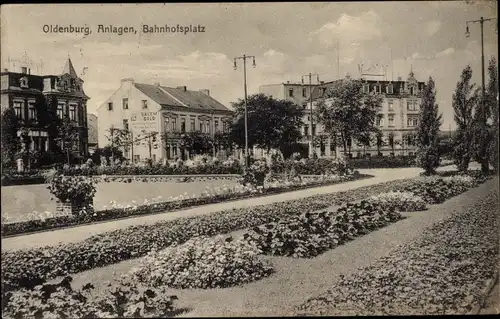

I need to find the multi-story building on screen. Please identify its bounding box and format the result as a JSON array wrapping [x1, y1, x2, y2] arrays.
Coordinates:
[[259, 70, 426, 158], [97, 78, 234, 163], [1, 58, 90, 160]]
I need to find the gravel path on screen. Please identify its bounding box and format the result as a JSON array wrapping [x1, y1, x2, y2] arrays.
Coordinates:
[[47, 175, 497, 317], [1, 167, 424, 251]]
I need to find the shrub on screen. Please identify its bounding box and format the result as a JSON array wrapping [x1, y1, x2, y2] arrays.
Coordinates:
[[2, 275, 179, 318], [402, 179, 456, 204], [239, 159, 269, 187], [1, 178, 416, 293], [347, 156, 416, 169], [442, 175, 477, 189], [130, 235, 273, 289], [367, 191, 427, 212], [244, 201, 403, 258], [46, 174, 96, 205]]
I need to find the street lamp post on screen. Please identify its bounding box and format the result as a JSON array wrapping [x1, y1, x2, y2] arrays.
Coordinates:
[[466, 16, 497, 173], [301, 73, 320, 158], [234, 54, 256, 168]]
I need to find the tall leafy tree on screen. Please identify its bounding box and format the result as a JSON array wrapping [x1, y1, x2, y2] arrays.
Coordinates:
[[486, 57, 499, 172], [55, 114, 80, 165], [136, 130, 159, 164], [315, 77, 383, 155], [452, 65, 479, 172], [388, 131, 395, 154], [375, 130, 384, 156], [416, 77, 442, 175], [1, 107, 21, 169], [230, 94, 304, 157], [106, 127, 133, 164]]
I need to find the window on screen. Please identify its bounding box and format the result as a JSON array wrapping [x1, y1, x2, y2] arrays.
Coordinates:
[[413, 118, 419, 127], [28, 102, 36, 120], [303, 125, 309, 136], [108, 102, 113, 111], [388, 115, 395, 127], [214, 120, 219, 132], [14, 101, 24, 119], [312, 125, 316, 136], [307, 116, 310, 121], [122, 98, 129, 110], [199, 121, 203, 132], [142, 100, 148, 109], [363, 84, 369, 93], [302, 88, 307, 97], [181, 118, 186, 132], [172, 118, 177, 131], [410, 87, 415, 95], [407, 117, 413, 127], [123, 119, 129, 130], [374, 85, 380, 93], [288, 88, 294, 97], [190, 118, 195, 131], [20, 77, 28, 88], [322, 88, 327, 95], [133, 155, 140, 164], [376, 116, 384, 127], [165, 118, 170, 131], [69, 105, 76, 121], [57, 103, 64, 118], [204, 120, 209, 134], [388, 100, 394, 111], [387, 84, 394, 94]]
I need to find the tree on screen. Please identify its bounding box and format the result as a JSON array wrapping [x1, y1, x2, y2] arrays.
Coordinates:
[[91, 146, 125, 165], [388, 131, 395, 154], [452, 65, 479, 172], [315, 77, 383, 155], [136, 130, 158, 165], [179, 131, 212, 157], [105, 127, 133, 165], [1, 107, 21, 169], [55, 114, 80, 165], [230, 94, 304, 156], [486, 58, 499, 172], [375, 130, 384, 156], [416, 77, 442, 175]]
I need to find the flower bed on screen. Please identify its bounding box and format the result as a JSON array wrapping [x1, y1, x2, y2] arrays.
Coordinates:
[[367, 191, 427, 212], [2, 275, 180, 318], [294, 188, 499, 316], [130, 235, 273, 289], [1, 174, 368, 237], [1, 178, 418, 294], [244, 201, 403, 258]]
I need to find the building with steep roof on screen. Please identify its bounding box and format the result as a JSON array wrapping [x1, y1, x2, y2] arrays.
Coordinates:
[[1, 57, 90, 162], [259, 70, 426, 158], [96, 79, 234, 163]]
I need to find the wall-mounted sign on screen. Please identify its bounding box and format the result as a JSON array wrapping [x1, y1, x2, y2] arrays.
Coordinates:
[[130, 111, 158, 131]]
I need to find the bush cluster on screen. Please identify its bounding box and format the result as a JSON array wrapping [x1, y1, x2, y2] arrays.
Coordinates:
[[2, 276, 179, 318], [244, 201, 403, 258], [347, 156, 416, 169], [367, 191, 427, 212], [131, 236, 273, 289], [1, 178, 416, 293]]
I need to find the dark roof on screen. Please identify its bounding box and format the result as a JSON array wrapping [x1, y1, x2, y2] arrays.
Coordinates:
[[134, 83, 232, 113]]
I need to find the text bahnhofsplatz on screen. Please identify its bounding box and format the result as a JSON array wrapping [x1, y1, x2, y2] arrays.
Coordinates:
[[142, 24, 206, 34]]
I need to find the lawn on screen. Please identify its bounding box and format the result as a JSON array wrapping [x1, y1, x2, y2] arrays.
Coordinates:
[[1, 179, 238, 222]]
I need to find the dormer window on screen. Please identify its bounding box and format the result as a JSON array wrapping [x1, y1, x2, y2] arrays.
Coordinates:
[[410, 87, 415, 95], [374, 85, 381, 94]]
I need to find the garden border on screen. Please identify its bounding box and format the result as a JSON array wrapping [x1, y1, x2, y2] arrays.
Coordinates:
[[470, 267, 500, 315], [1, 174, 371, 237]]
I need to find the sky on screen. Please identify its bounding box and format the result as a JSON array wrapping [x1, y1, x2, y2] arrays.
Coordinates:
[[1, 1, 498, 130]]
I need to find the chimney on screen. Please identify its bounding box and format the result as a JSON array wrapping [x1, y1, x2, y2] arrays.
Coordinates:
[[154, 82, 160, 87], [397, 76, 402, 81], [28, 68, 31, 75], [286, 81, 290, 84], [320, 81, 324, 84], [200, 89, 210, 96], [21, 67, 27, 74], [177, 86, 187, 91], [3, 68, 8, 72]]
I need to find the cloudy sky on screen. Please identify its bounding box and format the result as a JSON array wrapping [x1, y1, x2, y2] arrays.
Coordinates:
[[1, 1, 498, 129]]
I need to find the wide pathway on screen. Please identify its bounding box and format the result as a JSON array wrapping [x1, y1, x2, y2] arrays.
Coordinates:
[[1, 166, 454, 252]]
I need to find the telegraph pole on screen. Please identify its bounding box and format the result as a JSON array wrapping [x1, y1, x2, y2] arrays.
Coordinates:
[[301, 73, 320, 158], [234, 54, 256, 168], [466, 16, 497, 173]]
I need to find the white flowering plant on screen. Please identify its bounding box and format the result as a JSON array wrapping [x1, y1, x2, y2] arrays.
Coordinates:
[[130, 235, 273, 289], [367, 191, 427, 212], [442, 175, 477, 189]]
